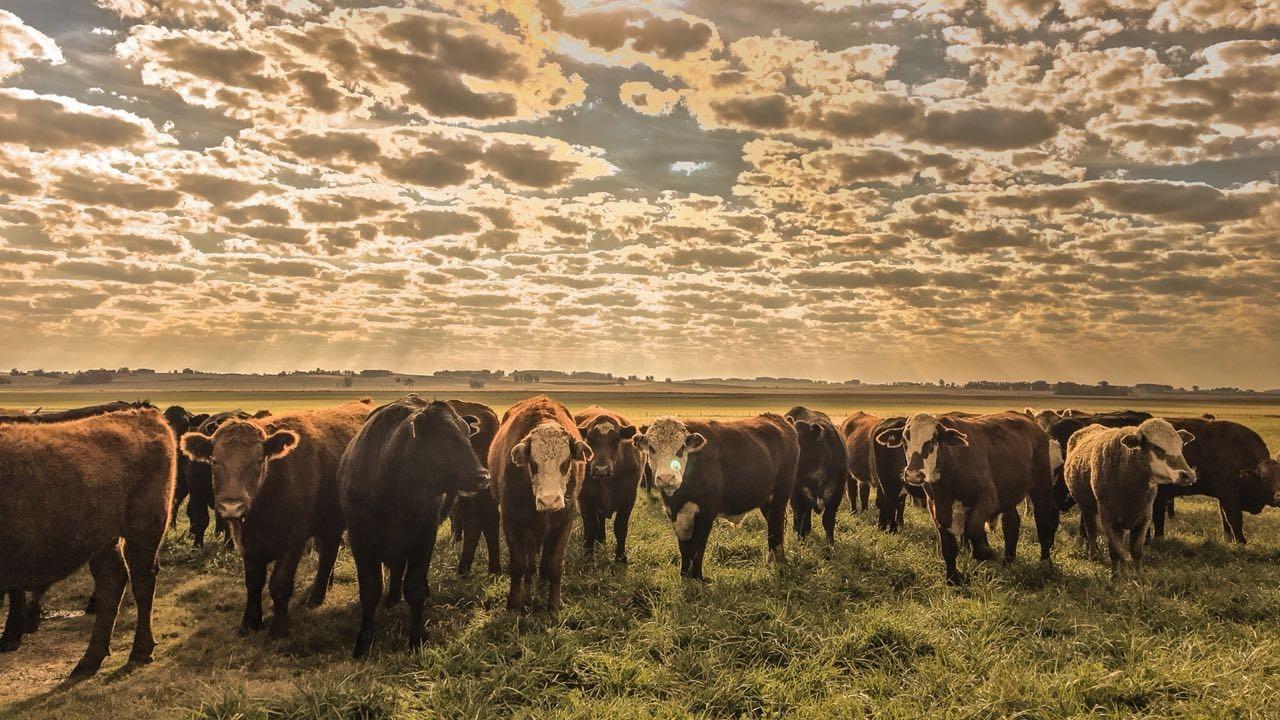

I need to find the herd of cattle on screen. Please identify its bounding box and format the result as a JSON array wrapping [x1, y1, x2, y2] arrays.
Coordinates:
[[2, 395, 1279, 677]]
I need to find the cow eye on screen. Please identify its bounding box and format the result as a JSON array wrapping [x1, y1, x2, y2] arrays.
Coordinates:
[[560, 460, 570, 472]]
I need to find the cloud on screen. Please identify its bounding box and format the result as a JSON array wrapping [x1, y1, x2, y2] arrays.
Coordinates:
[[0, 88, 170, 151], [0, 9, 62, 80]]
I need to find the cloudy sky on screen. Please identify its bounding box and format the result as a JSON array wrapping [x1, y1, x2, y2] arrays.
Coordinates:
[[0, 0, 1277, 386]]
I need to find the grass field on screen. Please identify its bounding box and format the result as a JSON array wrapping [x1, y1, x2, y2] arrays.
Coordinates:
[[3, 389, 1280, 718]]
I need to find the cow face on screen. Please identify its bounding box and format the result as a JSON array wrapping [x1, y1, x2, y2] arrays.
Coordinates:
[[408, 402, 489, 495], [1121, 419, 1195, 485], [631, 417, 706, 494], [510, 422, 591, 512], [179, 420, 298, 548], [1245, 458, 1280, 506], [578, 419, 637, 479], [790, 419, 830, 510], [875, 412, 968, 485]]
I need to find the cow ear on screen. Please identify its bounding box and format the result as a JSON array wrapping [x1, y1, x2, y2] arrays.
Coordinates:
[[573, 440, 594, 462], [577, 422, 592, 436], [263, 430, 298, 460], [510, 441, 530, 467], [875, 428, 903, 448], [1177, 429, 1195, 445], [619, 424, 637, 440], [252, 409, 272, 419], [631, 432, 649, 452], [685, 432, 707, 452], [191, 413, 211, 427], [1121, 432, 1143, 450], [180, 432, 214, 462], [1023, 408, 1035, 418], [461, 414, 482, 436], [639, 424, 649, 435], [940, 427, 968, 446], [785, 415, 796, 425]]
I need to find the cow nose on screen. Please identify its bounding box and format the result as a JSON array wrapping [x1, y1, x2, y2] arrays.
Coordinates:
[[591, 462, 612, 476], [535, 494, 565, 512], [654, 472, 678, 489], [1178, 470, 1196, 485], [217, 500, 248, 520], [467, 470, 490, 492], [901, 469, 926, 485]]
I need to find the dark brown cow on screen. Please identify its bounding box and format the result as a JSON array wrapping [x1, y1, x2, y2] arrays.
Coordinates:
[[489, 396, 592, 613], [448, 400, 502, 576], [632, 414, 798, 581], [784, 406, 846, 544], [0, 406, 174, 676], [1153, 417, 1279, 543], [1065, 419, 1195, 578], [180, 399, 371, 638], [341, 397, 489, 658], [574, 406, 644, 562], [843, 412, 898, 532], [875, 411, 1058, 585]]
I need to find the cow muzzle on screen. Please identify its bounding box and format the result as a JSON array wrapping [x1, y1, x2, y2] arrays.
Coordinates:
[[1174, 469, 1196, 486], [459, 470, 490, 496], [901, 469, 927, 486], [535, 493, 566, 512], [654, 472, 680, 494]]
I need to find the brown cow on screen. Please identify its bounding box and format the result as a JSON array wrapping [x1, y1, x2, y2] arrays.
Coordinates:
[[489, 396, 592, 613], [180, 399, 371, 638], [1153, 416, 1279, 543], [447, 400, 502, 576], [842, 411, 899, 532], [784, 407, 847, 544], [574, 406, 644, 562], [632, 414, 798, 581], [875, 411, 1058, 585], [0, 406, 174, 676], [1065, 419, 1195, 578]]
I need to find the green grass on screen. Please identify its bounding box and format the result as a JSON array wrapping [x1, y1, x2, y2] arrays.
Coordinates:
[[3, 391, 1280, 718]]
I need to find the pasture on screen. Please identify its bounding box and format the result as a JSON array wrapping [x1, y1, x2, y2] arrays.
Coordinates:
[[3, 388, 1280, 719]]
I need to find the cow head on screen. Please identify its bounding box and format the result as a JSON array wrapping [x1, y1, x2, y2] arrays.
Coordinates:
[[1121, 419, 1195, 485], [875, 412, 968, 485], [407, 401, 489, 495], [179, 420, 298, 549], [510, 421, 591, 512], [578, 418, 637, 480], [1242, 457, 1280, 506], [788, 417, 831, 511], [631, 417, 706, 494]]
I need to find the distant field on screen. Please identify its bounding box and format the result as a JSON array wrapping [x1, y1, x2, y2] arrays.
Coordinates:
[[3, 386, 1280, 718]]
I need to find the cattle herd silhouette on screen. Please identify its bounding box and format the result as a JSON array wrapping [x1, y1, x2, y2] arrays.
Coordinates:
[[1, 395, 1278, 677]]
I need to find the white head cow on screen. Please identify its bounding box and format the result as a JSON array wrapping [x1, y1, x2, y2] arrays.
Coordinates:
[[631, 417, 706, 494], [874, 412, 968, 485], [510, 422, 592, 512], [1123, 418, 1196, 486]]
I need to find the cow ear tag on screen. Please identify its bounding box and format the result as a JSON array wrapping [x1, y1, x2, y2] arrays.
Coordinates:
[[670, 459, 681, 472]]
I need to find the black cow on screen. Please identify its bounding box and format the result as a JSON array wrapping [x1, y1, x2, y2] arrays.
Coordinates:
[[785, 407, 847, 544]]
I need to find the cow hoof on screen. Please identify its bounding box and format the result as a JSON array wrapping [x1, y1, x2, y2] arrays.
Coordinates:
[[267, 624, 289, 640], [0, 635, 21, 653], [127, 647, 155, 665], [614, 554, 629, 564], [945, 573, 968, 587], [23, 610, 41, 634], [238, 619, 262, 636], [69, 656, 105, 678]]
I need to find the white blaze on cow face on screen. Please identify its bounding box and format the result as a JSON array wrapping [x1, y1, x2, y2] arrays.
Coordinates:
[[632, 417, 706, 494], [902, 413, 940, 485], [1126, 419, 1195, 485], [511, 422, 590, 512]]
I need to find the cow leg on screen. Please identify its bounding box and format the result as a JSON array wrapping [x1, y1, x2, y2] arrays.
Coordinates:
[[266, 543, 305, 639], [1001, 509, 1022, 562], [71, 544, 128, 677], [383, 558, 405, 609], [239, 553, 268, 635], [1103, 524, 1129, 581], [1129, 518, 1150, 576], [23, 585, 50, 634], [822, 499, 839, 546], [790, 495, 808, 538], [687, 517, 714, 582], [894, 494, 906, 531], [187, 494, 210, 548], [122, 541, 160, 665], [0, 589, 26, 652], [404, 541, 434, 651], [351, 552, 382, 659], [1078, 507, 1101, 560], [450, 506, 463, 545], [483, 517, 502, 575], [846, 474, 861, 515], [170, 474, 188, 531], [966, 493, 998, 562], [541, 523, 571, 615], [858, 481, 871, 513], [583, 510, 604, 555], [458, 517, 481, 575], [1027, 474, 1060, 565], [1220, 498, 1246, 544], [506, 539, 530, 612], [1152, 494, 1169, 538], [938, 526, 964, 586], [764, 497, 787, 564], [306, 533, 340, 607], [613, 505, 633, 563]]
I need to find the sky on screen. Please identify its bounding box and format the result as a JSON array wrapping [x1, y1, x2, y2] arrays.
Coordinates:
[[0, 0, 1277, 387]]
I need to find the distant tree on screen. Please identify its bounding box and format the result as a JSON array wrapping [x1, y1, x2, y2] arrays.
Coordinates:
[[617, 378, 626, 386], [9, 368, 21, 376], [342, 376, 354, 388], [403, 377, 416, 388], [664, 377, 672, 383], [469, 378, 486, 389], [1192, 385, 1200, 392], [645, 375, 654, 382], [67, 369, 115, 385]]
